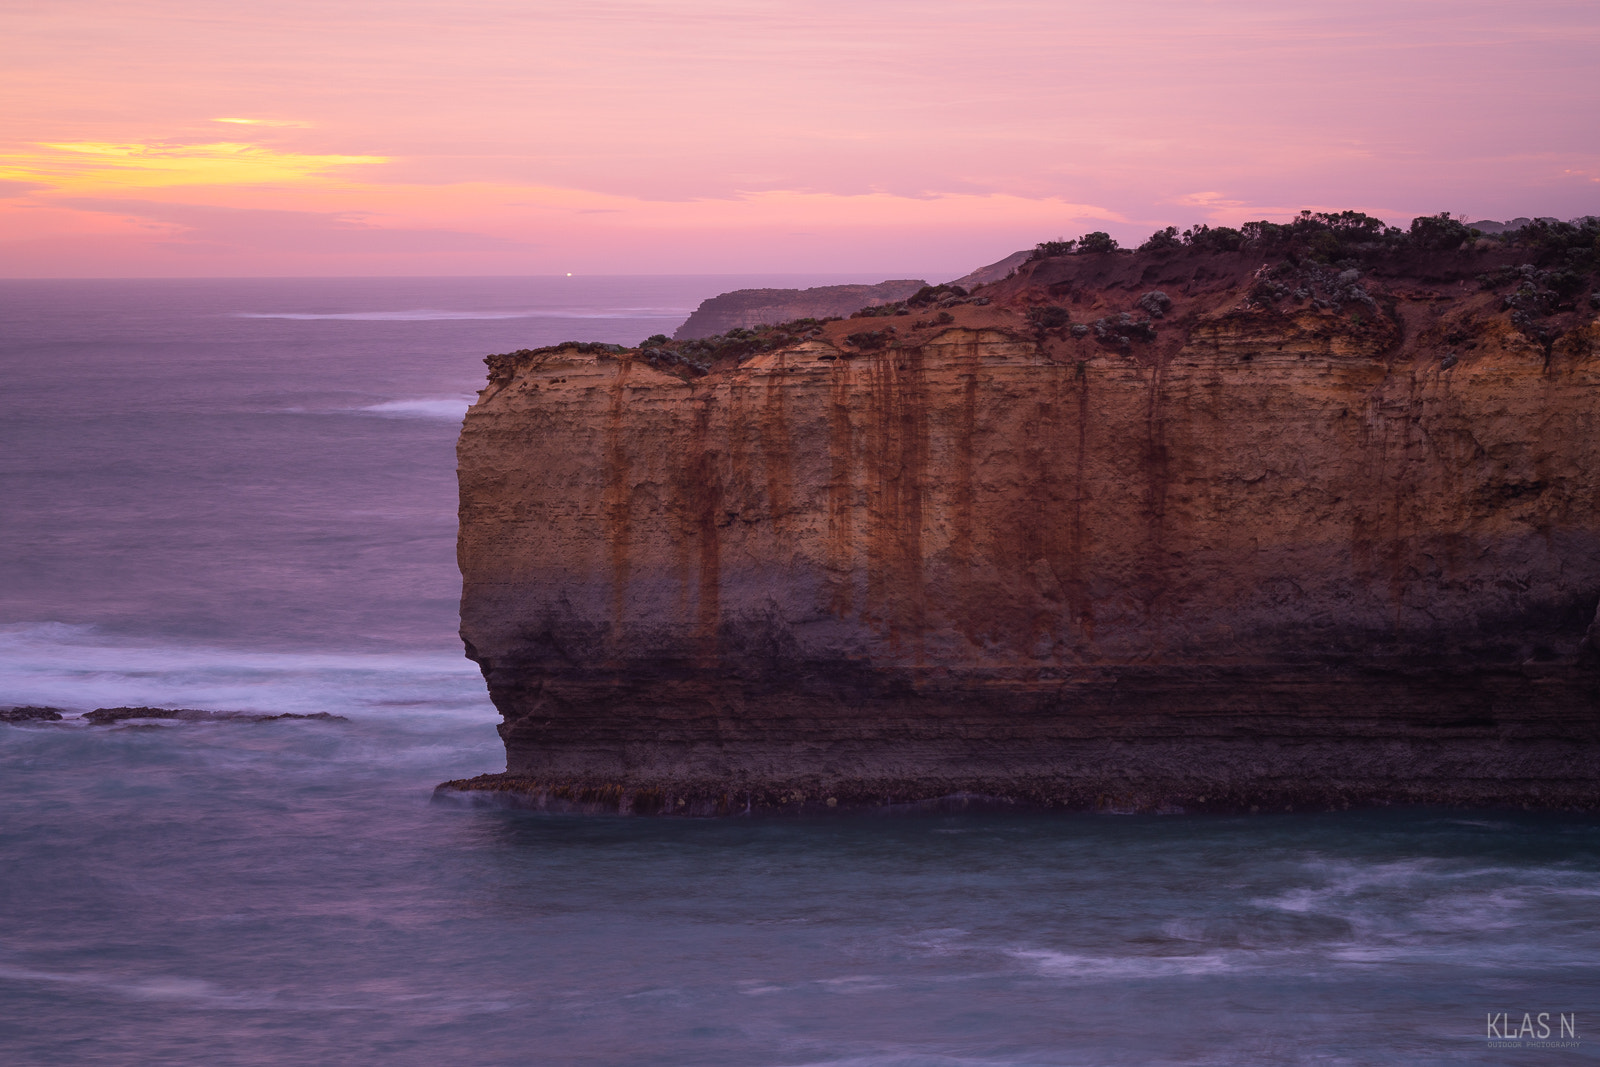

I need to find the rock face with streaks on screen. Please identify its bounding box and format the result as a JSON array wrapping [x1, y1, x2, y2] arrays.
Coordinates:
[[454, 242, 1600, 812]]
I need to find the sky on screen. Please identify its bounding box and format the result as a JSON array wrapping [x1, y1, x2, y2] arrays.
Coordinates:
[[2, 0, 1597, 278]]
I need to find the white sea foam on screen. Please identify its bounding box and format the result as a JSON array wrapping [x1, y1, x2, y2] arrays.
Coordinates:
[[0, 621, 489, 720], [233, 307, 691, 321], [0, 964, 273, 1010], [359, 397, 474, 420], [1010, 948, 1234, 979], [0, 964, 515, 1017], [817, 975, 894, 993]]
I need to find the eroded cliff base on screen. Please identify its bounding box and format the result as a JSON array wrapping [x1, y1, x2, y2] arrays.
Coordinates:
[[440, 666, 1600, 813], [437, 765, 1600, 818]]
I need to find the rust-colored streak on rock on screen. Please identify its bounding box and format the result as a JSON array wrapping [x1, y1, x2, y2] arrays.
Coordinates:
[[1142, 357, 1170, 634], [1070, 362, 1095, 641], [949, 342, 979, 645], [862, 345, 929, 662], [690, 394, 721, 660], [826, 361, 856, 617], [761, 353, 793, 524], [1034, 366, 1075, 659], [603, 360, 632, 641]]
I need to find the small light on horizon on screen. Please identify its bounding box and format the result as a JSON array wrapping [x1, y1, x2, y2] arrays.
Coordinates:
[[566, 272, 573, 277]]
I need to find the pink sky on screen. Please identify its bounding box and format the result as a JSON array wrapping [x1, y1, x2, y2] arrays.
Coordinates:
[[3, 0, 1597, 278]]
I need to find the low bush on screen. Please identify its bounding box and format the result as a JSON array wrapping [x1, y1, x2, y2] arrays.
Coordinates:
[[1026, 305, 1073, 332], [844, 329, 893, 351], [1139, 226, 1181, 252], [1408, 213, 1477, 252], [905, 284, 969, 308], [1031, 239, 1077, 260], [1076, 231, 1119, 254], [1136, 291, 1172, 317], [1093, 312, 1156, 347], [1182, 224, 1245, 253]]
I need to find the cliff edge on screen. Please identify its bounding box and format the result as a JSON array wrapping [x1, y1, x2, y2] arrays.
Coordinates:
[[452, 217, 1600, 814]]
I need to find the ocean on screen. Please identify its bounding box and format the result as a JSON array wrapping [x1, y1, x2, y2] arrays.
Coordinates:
[[1, 277, 1595, 1065]]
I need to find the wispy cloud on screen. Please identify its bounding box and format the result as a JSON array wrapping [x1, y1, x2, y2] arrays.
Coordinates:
[[55, 198, 526, 255], [212, 118, 309, 128], [4, 0, 1598, 273], [2, 142, 386, 190]]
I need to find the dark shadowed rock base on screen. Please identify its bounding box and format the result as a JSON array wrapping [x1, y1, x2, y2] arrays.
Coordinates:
[[440, 664, 1600, 814]]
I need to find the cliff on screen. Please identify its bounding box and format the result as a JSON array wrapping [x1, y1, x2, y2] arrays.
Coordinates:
[[452, 228, 1600, 814], [674, 280, 925, 339]]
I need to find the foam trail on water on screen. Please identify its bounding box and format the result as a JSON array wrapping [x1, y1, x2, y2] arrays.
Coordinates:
[[360, 397, 474, 420], [0, 622, 491, 720]]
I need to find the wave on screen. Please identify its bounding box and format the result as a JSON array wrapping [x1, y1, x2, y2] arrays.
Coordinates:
[[0, 964, 275, 1011], [0, 621, 490, 720], [359, 397, 473, 420], [0, 963, 516, 1017], [232, 307, 692, 322], [1010, 948, 1234, 979]]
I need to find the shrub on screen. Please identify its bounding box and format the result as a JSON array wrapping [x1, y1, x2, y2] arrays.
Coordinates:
[[1092, 312, 1155, 346], [1031, 239, 1077, 260], [1136, 291, 1172, 318], [1138, 226, 1181, 252], [1026, 305, 1073, 332], [844, 329, 892, 351], [1182, 224, 1245, 253], [1408, 213, 1476, 252], [1076, 231, 1119, 254], [1507, 217, 1600, 271], [905, 284, 968, 308]]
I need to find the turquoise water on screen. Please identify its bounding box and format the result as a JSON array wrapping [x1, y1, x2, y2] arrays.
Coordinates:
[[3, 713, 1597, 1064], [1, 279, 1595, 1064]]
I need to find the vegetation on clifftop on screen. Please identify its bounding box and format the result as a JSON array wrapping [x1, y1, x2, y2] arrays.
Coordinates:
[[1028, 212, 1600, 271], [482, 212, 1597, 382]]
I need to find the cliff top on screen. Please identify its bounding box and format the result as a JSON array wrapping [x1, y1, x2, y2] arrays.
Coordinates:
[[486, 211, 1599, 385]]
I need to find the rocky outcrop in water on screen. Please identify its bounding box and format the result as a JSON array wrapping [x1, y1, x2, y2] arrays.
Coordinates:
[[1, 706, 64, 722], [82, 707, 347, 725], [454, 222, 1600, 813]]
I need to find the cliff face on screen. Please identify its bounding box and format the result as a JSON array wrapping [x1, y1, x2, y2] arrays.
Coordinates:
[[456, 246, 1600, 812], [674, 280, 925, 339]]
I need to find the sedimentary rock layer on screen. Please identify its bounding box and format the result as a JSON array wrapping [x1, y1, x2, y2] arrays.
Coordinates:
[[455, 247, 1600, 812]]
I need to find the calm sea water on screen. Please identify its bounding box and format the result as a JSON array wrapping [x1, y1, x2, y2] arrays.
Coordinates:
[[1, 278, 1596, 1065]]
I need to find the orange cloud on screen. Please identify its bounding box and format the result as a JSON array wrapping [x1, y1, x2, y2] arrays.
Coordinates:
[[212, 118, 309, 128], [2, 141, 386, 191]]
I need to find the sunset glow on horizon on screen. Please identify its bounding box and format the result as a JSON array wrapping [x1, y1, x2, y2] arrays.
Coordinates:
[[3, 0, 1597, 278]]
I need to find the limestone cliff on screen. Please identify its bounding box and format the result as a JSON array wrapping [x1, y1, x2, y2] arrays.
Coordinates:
[[453, 237, 1600, 813]]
